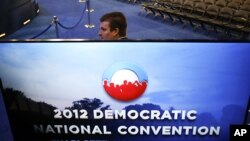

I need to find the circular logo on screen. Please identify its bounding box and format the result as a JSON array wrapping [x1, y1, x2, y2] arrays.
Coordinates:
[[102, 62, 148, 101]]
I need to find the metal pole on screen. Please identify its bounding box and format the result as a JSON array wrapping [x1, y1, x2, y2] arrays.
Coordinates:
[[85, 0, 94, 12], [84, 0, 95, 28], [53, 16, 60, 38]]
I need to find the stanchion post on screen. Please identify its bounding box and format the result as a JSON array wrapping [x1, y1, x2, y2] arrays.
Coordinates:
[[53, 16, 60, 38], [85, 0, 94, 12], [84, 0, 95, 28]]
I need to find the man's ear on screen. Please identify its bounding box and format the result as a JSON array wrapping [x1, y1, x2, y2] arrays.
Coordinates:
[[112, 28, 119, 36]]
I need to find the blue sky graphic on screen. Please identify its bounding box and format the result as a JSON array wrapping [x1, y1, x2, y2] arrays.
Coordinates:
[[0, 42, 249, 120]]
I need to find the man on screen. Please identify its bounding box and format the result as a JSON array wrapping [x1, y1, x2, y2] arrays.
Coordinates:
[[98, 11, 128, 40]]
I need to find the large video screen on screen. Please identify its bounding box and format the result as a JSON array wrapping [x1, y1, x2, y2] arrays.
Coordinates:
[[0, 41, 249, 141]]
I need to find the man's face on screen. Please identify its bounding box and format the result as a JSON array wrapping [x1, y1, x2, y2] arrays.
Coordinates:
[[98, 21, 118, 40]]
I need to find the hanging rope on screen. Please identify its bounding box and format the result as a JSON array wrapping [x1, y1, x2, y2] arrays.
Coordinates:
[[57, 3, 87, 29], [31, 2, 87, 39], [31, 21, 54, 39]]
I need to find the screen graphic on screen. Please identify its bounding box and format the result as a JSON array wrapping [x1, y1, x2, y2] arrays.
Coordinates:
[[102, 62, 148, 101], [0, 42, 249, 141]]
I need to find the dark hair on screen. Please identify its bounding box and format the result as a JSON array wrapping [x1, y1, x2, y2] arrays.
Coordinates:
[[100, 12, 127, 37]]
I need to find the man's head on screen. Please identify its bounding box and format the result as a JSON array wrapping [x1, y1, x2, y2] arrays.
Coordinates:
[[98, 12, 127, 40]]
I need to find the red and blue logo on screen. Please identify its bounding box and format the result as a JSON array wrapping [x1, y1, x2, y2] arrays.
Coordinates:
[[102, 62, 148, 101]]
